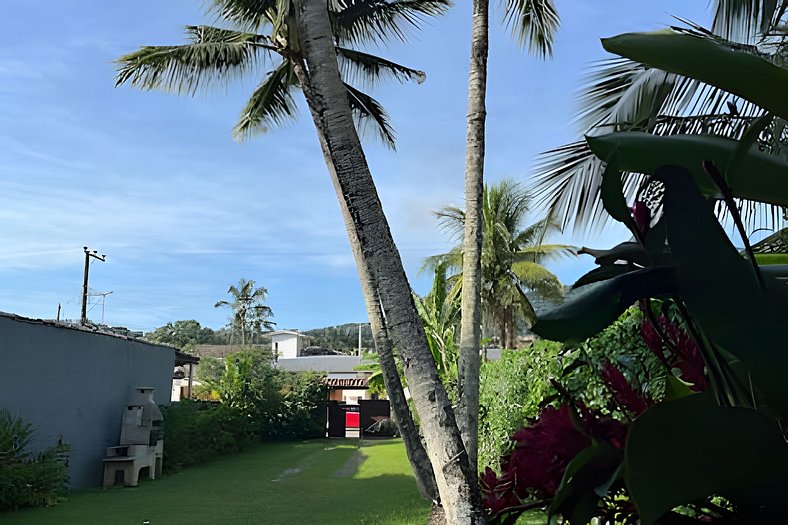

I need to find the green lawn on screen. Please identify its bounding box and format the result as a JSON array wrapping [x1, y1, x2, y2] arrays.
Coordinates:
[[0, 439, 432, 525]]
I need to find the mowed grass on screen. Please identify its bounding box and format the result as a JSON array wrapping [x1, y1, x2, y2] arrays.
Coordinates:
[[0, 439, 432, 525]]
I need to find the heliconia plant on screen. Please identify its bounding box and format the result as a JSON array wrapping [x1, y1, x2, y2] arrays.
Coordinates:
[[483, 24, 788, 524]]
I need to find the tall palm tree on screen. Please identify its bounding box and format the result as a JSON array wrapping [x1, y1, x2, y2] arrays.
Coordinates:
[[214, 278, 275, 345], [433, 179, 571, 350], [458, 0, 559, 474], [116, 1, 487, 521], [531, 0, 788, 232]]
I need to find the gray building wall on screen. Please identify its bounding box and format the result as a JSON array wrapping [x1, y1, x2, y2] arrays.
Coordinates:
[[0, 313, 174, 488]]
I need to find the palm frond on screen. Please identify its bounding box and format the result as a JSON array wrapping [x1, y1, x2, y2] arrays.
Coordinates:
[[207, 0, 278, 31], [501, 0, 560, 57], [420, 249, 462, 276], [336, 47, 426, 88], [344, 82, 397, 149], [531, 18, 788, 232], [433, 205, 466, 240], [115, 26, 271, 94], [233, 59, 298, 140], [515, 244, 576, 263], [331, 0, 452, 46], [712, 0, 784, 41], [510, 261, 564, 301], [575, 58, 675, 135]]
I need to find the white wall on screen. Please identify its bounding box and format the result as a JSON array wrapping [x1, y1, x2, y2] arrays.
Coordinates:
[[271, 333, 302, 358]]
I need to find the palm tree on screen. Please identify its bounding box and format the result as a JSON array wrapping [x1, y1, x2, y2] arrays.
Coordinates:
[[433, 179, 571, 350], [214, 278, 275, 345], [116, 1, 486, 521], [458, 0, 559, 474], [531, 0, 788, 232]]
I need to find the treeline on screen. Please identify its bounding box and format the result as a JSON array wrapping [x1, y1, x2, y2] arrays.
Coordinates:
[[303, 323, 374, 353], [146, 319, 376, 354]]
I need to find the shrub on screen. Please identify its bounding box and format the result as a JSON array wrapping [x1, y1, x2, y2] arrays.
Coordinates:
[[478, 340, 562, 470], [162, 351, 329, 473], [160, 401, 255, 473], [0, 409, 69, 510]]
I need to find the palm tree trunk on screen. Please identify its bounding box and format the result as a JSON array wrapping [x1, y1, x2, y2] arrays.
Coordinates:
[[457, 0, 489, 476], [292, 1, 485, 522], [298, 129, 438, 500], [366, 286, 439, 503]]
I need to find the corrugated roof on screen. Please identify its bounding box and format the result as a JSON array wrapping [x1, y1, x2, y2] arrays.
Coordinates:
[[324, 377, 368, 389]]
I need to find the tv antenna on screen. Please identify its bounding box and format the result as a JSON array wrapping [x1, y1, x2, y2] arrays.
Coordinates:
[[88, 289, 113, 324], [81, 246, 106, 325]]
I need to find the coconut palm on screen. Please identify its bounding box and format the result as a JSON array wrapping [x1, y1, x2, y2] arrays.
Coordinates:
[[432, 179, 572, 350], [458, 0, 559, 473], [214, 278, 275, 345], [531, 0, 788, 232], [116, 2, 487, 521]]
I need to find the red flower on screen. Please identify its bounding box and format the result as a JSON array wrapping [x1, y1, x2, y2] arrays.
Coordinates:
[[632, 201, 651, 236], [641, 316, 708, 391], [600, 361, 651, 416], [479, 467, 518, 515], [507, 405, 591, 498]]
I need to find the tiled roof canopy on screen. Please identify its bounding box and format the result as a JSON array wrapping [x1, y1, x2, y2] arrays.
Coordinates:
[[323, 377, 368, 389]]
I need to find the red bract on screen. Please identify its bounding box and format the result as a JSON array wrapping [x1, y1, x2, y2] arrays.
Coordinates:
[[641, 316, 708, 391], [481, 404, 632, 519], [479, 467, 518, 515], [632, 201, 651, 236], [601, 361, 651, 416], [507, 405, 591, 498]]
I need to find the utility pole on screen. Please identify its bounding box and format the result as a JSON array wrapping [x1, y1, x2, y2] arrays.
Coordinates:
[[81, 246, 106, 325]]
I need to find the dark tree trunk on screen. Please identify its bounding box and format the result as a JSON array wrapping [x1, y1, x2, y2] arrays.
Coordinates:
[[291, 1, 485, 522]]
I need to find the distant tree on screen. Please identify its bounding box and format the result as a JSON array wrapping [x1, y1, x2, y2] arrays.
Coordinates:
[[214, 278, 275, 346], [432, 179, 572, 349], [304, 323, 374, 353], [145, 319, 221, 351]]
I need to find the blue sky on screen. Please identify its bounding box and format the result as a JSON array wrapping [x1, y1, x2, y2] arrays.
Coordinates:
[[0, 1, 711, 332]]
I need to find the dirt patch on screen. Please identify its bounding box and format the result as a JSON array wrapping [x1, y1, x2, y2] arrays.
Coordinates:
[[332, 449, 366, 478], [272, 467, 303, 482]]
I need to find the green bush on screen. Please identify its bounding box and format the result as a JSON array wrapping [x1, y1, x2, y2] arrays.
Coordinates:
[[162, 351, 329, 473], [478, 308, 665, 471], [160, 401, 256, 473], [478, 340, 562, 470], [0, 409, 70, 511]]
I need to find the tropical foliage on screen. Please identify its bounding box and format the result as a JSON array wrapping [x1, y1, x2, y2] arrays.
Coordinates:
[[414, 261, 462, 398], [482, 16, 788, 523], [432, 179, 571, 348], [165, 348, 328, 472], [144, 319, 226, 351], [0, 409, 70, 511], [115, 0, 449, 148], [532, 0, 788, 232], [214, 278, 275, 345]]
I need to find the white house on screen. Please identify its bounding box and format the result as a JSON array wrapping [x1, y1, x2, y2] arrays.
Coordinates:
[[269, 330, 310, 358]]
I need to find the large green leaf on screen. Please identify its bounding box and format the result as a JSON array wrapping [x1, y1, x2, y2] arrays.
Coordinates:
[[625, 393, 788, 524], [587, 132, 788, 207], [550, 440, 623, 525], [601, 30, 788, 120], [656, 165, 788, 410], [533, 266, 677, 343]]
